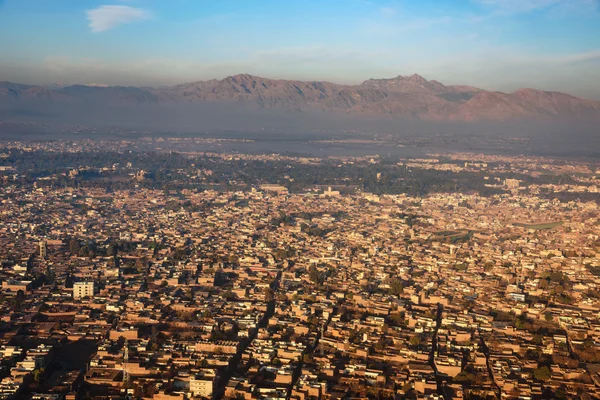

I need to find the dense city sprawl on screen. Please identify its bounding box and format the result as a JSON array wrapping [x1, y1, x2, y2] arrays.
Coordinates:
[[0, 139, 599, 400]]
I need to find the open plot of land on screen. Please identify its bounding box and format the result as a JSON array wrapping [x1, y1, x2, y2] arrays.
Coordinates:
[[514, 222, 563, 230]]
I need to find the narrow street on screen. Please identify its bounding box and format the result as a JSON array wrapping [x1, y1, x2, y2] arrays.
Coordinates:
[[214, 270, 282, 400], [479, 334, 501, 399], [428, 303, 447, 400], [286, 308, 335, 399], [563, 327, 579, 362]]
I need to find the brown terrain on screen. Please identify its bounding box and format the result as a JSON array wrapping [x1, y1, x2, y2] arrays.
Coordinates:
[[2, 73, 600, 121]]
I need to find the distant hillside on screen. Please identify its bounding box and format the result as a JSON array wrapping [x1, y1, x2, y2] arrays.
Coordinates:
[[1, 73, 600, 122]]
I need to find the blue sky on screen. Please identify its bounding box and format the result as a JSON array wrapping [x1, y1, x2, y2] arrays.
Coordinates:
[[1, 0, 599, 98]]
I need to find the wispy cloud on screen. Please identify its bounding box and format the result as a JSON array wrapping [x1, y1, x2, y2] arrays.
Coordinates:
[[360, 15, 454, 36], [380, 7, 397, 17], [552, 49, 600, 64], [86, 5, 151, 32], [474, 0, 598, 14]]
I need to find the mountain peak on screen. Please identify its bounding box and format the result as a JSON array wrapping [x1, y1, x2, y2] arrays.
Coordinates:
[[407, 73, 427, 82], [360, 73, 449, 94], [225, 74, 265, 82]]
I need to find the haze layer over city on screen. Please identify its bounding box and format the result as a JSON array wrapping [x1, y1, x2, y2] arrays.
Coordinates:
[[0, 1, 599, 400]]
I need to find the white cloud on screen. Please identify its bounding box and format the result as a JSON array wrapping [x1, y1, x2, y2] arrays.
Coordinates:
[[86, 5, 151, 32]]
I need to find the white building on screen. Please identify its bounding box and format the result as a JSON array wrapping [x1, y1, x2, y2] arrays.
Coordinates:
[[73, 282, 94, 299], [190, 372, 215, 398], [504, 178, 521, 189]]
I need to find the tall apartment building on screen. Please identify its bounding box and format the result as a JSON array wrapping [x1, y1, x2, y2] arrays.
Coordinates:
[[39, 241, 47, 259], [73, 282, 94, 299], [190, 372, 215, 398]]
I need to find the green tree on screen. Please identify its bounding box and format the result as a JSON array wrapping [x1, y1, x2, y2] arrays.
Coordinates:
[[264, 287, 275, 302], [554, 387, 567, 400], [308, 265, 323, 284], [69, 238, 80, 254], [106, 242, 118, 257], [32, 367, 45, 384], [409, 335, 423, 347], [533, 366, 551, 382], [389, 278, 404, 296], [515, 316, 528, 330]]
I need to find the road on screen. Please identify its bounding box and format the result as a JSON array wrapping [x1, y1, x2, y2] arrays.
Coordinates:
[[214, 270, 282, 400], [286, 308, 335, 399], [428, 303, 448, 400], [479, 333, 501, 399]]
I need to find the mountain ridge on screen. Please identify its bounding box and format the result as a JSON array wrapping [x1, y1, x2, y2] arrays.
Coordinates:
[[2, 73, 600, 122]]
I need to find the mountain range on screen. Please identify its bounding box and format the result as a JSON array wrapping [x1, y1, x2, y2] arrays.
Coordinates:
[[2, 73, 600, 122]]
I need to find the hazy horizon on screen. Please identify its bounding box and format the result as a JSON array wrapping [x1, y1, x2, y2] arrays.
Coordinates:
[[1, 0, 600, 99]]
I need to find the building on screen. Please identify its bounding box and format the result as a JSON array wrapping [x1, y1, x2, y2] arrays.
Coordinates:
[[73, 282, 94, 299], [504, 178, 521, 189], [39, 241, 47, 259], [260, 184, 288, 194], [1, 280, 32, 293], [190, 372, 216, 398]]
